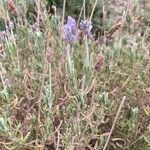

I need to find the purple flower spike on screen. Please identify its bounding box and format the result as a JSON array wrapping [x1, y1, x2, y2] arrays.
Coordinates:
[[63, 16, 77, 43], [80, 20, 92, 36]]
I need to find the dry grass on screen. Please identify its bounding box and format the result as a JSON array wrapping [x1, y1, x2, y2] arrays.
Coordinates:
[[0, 0, 149, 149]]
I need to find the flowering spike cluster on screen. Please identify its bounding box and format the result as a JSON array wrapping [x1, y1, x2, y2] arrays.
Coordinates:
[[63, 16, 93, 43], [63, 16, 77, 43], [80, 20, 92, 36]]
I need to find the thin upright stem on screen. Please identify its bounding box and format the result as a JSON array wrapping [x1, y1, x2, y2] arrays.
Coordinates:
[[35, 0, 41, 27], [62, 0, 66, 26], [83, 0, 86, 20], [90, 0, 98, 21], [66, 44, 72, 76], [48, 63, 52, 111], [77, 0, 86, 27], [85, 36, 89, 67], [0, 63, 6, 91]]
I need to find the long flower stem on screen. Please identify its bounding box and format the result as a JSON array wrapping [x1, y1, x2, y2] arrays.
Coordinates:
[[66, 44, 73, 76], [62, 0, 66, 26], [46, 62, 52, 136], [90, 0, 98, 21], [66, 44, 78, 93], [85, 36, 90, 68], [0, 63, 6, 91], [77, 0, 86, 27], [48, 63, 52, 111]]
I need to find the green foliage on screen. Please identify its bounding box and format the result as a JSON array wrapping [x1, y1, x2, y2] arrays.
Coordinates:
[[0, 0, 149, 149], [0, 117, 9, 133]]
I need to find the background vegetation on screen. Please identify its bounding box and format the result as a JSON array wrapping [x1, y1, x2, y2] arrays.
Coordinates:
[[0, 0, 149, 149]]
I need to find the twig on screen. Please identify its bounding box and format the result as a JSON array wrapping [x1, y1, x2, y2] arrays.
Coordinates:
[[122, 76, 130, 89], [56, 120, 62, 150], [103, 96, 126, 150], [64, 82, 76, 99], [126, 134, 145, 149]]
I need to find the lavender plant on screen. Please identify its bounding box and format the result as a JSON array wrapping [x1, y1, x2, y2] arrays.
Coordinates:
[[80, 19, 92, 36], [63, 16, 78, 94], [0, 0, 149, 149], [63, 16, 77, 43]]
